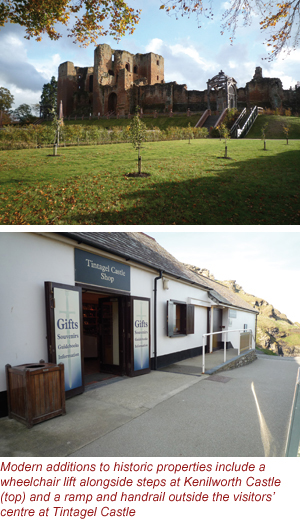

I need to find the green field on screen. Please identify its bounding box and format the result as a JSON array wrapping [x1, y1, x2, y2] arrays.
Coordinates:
[[1, 138, 299, 225]]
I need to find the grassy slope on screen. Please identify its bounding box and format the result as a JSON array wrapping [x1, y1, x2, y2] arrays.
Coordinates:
[[246, 115, 300, 139], [55, 114, 300, 137], [60, 114, 202, 131]]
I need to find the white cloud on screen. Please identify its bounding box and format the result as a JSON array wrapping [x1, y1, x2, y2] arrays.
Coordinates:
[[145, 38, 218, 90], [145, 38, 163, 54], [30, 53, 62, 81], [0, 27, 47, 108]]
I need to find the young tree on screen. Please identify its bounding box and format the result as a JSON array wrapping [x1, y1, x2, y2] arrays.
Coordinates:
[[0, 86, 14, 112], [0, 0, 141, 46], [128, 107, 147, 175], [261, 122, 268, 150], [40, 77, 58, 118], [282, 122, 291, 144], [160, 0, 300, 59]]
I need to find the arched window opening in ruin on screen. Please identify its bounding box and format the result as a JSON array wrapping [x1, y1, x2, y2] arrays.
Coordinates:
[[134, 65, 138, 74], [125, 63, 130, 72], [157, 60, 160, 66], [89, 75, 93, 93], [108, 70, 114, 76], [112, 54, 115, 62], [108, 92, 117, 113], [206, 70, 237, 112]]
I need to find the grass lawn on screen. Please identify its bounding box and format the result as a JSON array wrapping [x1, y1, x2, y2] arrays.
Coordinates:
[[0, 138, 299, 225]]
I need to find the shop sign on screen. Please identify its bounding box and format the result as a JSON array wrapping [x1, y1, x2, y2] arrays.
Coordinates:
[[75, 249, 130, 292], [133, 299, 150, 371], [53, 287, 82, 392]]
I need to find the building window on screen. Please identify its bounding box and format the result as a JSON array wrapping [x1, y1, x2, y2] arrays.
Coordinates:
[[134, 65, 138, 74], [125, 63, 130, 72], [108, 69, 114, 76], [157, 76, 159, 81], [157, 60, 160, 66], [167, 301, 194, 337]]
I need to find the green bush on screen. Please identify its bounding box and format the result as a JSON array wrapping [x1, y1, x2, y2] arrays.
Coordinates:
[[0, 123, 209, 150]]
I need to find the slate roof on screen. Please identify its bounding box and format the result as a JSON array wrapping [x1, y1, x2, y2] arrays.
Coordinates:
[[59, 232, 256, 314]]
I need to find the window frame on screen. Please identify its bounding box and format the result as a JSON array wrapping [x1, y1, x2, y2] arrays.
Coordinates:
[[167, 300, 194, 337]]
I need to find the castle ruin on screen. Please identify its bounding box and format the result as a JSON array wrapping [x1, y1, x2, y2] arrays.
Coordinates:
[[57, 44, 300, 117]]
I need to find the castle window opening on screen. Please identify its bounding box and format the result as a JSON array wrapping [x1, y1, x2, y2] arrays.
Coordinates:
[[89, 75, 93, 93], [108, 70, 114, 76], [157, 60, 160, 66], [125, 63, 130, 72], [134, 65, 138, 74], [157, 76, 159, 81]]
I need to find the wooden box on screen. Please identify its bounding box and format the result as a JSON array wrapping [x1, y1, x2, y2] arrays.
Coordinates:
[[6, 360, 66, 428]]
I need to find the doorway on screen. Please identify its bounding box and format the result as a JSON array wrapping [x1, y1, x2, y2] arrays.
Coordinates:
[[82, 291, 123, 385], [108, 92, 117, 113], [213, 308, 223, 350]]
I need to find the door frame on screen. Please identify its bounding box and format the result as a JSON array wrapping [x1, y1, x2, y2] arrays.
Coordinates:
[[45, 281, 85, 399]]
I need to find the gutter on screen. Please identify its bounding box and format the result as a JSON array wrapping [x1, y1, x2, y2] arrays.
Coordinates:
[[154, 270, 163, 370]]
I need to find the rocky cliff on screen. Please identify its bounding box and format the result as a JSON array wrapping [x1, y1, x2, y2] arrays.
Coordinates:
[[186, 266, 300, 357]]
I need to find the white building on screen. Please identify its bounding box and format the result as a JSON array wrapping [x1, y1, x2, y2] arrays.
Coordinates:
[[0, 232, 258, 417]]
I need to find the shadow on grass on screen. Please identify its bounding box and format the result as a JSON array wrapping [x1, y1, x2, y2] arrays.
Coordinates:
[[74, 148, 300, 225]]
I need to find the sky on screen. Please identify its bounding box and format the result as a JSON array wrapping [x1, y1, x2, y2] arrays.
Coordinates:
[[1, 0, 300, 110], [144, 229, 300, 324]]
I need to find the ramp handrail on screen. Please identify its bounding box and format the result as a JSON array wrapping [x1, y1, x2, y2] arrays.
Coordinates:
[[202, 328, 253, 374], [285, 367, 300, 457]]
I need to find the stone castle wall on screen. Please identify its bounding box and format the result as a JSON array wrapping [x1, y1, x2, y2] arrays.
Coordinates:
[[57, 45, 299, 117]]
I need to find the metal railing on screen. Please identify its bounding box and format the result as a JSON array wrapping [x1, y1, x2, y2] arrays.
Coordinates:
[[285, 367, 300, 457], [202, 328, 254, 374], [230, 108, 246, 138], [238, 106, 258, 138]]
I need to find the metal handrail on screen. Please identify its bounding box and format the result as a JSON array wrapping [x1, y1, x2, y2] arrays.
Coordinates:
[[202, 328, 253, 374], [230, 108, 246, 137], [239, 106, 258, 138], [285, 368, 300, 457]]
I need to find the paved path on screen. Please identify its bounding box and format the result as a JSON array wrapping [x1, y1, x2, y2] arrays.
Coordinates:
[[1, 354, 299, 457]]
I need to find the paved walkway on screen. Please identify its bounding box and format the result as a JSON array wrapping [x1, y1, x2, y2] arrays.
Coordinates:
[[1, 354, 299, 458]]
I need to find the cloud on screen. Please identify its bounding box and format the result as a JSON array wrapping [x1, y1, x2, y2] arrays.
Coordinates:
[[0, 26, 50, 106], [145, 38, 219, 90]]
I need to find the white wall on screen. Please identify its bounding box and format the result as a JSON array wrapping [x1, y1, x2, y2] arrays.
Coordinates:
[[156, 277, 210, 357], [223, 308, 257, 350], [0, 233, 75, 391]]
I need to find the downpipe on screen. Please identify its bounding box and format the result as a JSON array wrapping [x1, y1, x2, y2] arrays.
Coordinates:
[[154, 271, 163, 370]]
